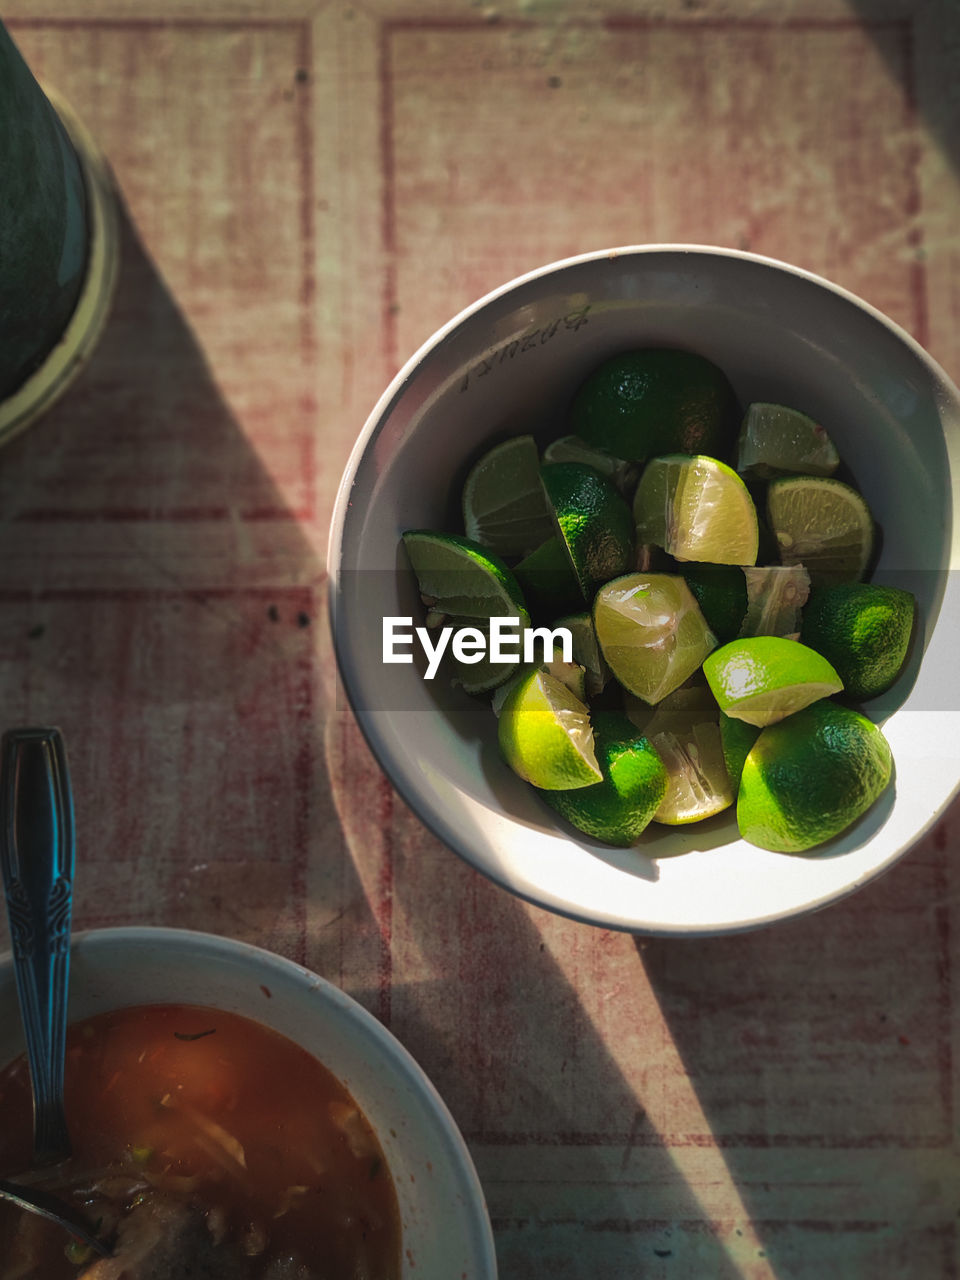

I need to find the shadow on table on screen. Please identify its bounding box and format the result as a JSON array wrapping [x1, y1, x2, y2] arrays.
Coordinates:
[[357, 813, 749, 1280], [637, 835, 957, 1278], [851, 0, 960, 181], [0, 199, 333, 958]]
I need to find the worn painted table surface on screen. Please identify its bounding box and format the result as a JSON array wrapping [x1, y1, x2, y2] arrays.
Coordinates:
[[1, 2, 959, 1276]]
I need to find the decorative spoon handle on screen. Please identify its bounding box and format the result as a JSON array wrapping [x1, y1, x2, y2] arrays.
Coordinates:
[[0, 727, 74, 1165]]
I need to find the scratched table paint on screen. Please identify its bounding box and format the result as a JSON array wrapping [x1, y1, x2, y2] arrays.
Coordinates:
[[1, 3, 959, 1277]]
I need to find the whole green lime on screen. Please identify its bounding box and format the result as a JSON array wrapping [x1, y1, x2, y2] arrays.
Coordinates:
[[737, 701, 892, 852], [569, 349, 739, 462], [543, 711, 667, 845], [800, 582, 916, 700]]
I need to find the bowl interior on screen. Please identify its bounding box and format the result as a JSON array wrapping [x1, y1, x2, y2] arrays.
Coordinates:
[[0, 929, 496, 1279], [332, 247, 960, 933]]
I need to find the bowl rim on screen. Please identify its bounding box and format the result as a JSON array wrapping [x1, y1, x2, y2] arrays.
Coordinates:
[[328, 242, 960, 936], [0, 925, 499, 1278]]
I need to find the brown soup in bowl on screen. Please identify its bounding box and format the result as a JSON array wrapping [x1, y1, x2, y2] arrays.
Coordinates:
[[0, 1004, 401, 1279]]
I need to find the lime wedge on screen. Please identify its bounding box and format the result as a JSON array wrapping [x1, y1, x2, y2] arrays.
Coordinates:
[[651, 722, 734, 825], [625, 680, 719, 738], [541, 462, 635, 602], [738, 701, 892, 852], [492, 656, 587, 716], [633, 454, 759, 565], [766, 476, 873, 586], [593, 573, 717, 705], [514, 536, 583, 620], [437, 616, 528, 694], [498, 670, 602, 790], [462, 435, 554, 557], [623, 683, 732, 824], [718, 709, 761, 791], [555, 611, 611, 697], [542, 435, 638, 495], [681, 563, 749, 644], [799, 581, 917, 700], [737, 403, 840, 479], [738, 565, 810, 639], [703, 636, 843, 727], [402, 531, 529, 621], [544, 711, 668, 845], [402, 531, 530, 692]]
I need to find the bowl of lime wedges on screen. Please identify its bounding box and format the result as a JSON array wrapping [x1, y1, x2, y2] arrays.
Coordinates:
[[329, 245, 960, 934]]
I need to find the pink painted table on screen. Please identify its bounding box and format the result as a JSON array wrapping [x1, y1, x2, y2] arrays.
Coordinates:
[[1, 3, 959, 1276]]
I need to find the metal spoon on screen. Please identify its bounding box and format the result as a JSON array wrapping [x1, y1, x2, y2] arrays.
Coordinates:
[[0, 726, 111, 1257]]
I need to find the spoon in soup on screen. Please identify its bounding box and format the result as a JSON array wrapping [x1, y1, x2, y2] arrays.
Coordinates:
[[0, 726, 111, 1257]]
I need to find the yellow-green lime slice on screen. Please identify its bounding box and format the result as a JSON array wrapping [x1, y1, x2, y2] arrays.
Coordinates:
[[462, 435, 555, 557], [633, 454, 759, 565], [737, 403, 840, 480], [497, 669, 602, 790], [543, 711, 668, 845], [738, 701, 892, 852], [703, 636, 843, 727], [622, 682, 732, 824], [593, 573, 717, 705], [541, 461, 635, 601], [766, 476, 874, 586], [492, 656, 587, 716], [651, 722, 734, 825], [738, 565, 810, 639]]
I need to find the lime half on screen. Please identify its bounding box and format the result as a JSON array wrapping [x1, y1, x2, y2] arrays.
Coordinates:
[[498, 669, 602, 789], [737, 403, 840, 479], [766, 476, 873, 585], [703, 636, 843, 727], [633, 454, 759, 565], [593, 574, 716, 705], [462, 435, 554, 557]]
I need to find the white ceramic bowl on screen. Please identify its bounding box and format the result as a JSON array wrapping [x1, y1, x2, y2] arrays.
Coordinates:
[[0, 927, 497, 1278], [329, 245, 960, 935]]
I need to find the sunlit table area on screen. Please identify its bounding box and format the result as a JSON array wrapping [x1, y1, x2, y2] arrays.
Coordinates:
[[1, 1, 959, 1275]]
